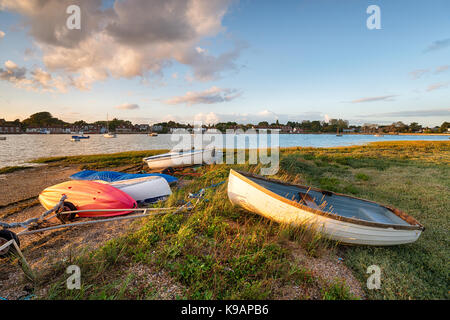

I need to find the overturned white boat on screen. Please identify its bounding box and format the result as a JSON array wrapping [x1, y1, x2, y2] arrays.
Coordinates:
[[143, 149, 222, 170], [96, 176, 172, 204], [227, 169, 424, 246]]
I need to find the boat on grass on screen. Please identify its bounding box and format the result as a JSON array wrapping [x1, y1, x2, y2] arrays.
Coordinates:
[[227, 169, 424, 245], [96, 176, 172, 204], [39, 181, 137, 217], [143, 148, 222, 170], [69, 170, 178, 184]]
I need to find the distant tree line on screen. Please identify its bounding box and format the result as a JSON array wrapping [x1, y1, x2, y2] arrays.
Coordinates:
[[9, 111, 450, 134]]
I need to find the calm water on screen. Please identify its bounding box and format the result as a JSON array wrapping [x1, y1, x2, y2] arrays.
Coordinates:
[[0, 133, 448, 168]]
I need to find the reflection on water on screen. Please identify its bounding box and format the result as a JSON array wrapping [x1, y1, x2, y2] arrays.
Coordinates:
[[0, 133, 448, 168]]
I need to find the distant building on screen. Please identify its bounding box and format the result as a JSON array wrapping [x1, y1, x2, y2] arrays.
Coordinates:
[[151, 125, 164, 132], [136, 124, 150, 132], [280, 125, 293, 133], [343, 128, 355, 133], [116, 125, 133, 133], [0, 119, 21, 134], [169, 128, 189, 133]]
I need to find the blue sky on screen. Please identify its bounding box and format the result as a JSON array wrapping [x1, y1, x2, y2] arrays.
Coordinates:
[[0, 0, 449, 126]]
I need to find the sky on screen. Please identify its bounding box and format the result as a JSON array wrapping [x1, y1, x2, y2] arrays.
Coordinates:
[[0, 0, 449, 126]]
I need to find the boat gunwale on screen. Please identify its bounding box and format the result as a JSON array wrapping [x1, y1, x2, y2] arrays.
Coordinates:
[[144, 148, 218, 162], [230, 169, 424, 231]]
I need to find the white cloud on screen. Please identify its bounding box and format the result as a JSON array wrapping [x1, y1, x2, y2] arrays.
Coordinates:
[[165, 86, 242, 105], [115, 103, 140, 110], [409, 69, 429, 80], [435, 65, 449, 74], [4, 60, 18, 69], [0, 60, 68, 92], [424, 38, 450, 52], [194, 112, 220, 124], [426, 82, 448, 92], [0, 0, 242, 90], [360, 108, 450, 118], [348, 95, 397, 103]]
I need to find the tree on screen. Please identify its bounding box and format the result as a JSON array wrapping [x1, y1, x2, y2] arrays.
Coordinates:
[[439, 121, 449, 133], [22, 112, 66, 127], [311, 121, 322, 132], [258, 121, 269, 128], [409, 122, 422, 133]]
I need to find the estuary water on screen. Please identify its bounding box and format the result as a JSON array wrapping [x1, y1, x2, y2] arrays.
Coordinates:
[[0, 133, 448, 168]]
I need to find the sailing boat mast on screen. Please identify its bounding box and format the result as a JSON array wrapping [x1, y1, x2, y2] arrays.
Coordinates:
[[104, 113, 116, 138]]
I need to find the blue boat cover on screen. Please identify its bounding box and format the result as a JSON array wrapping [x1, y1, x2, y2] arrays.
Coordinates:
[[69, 170, 178, 184]]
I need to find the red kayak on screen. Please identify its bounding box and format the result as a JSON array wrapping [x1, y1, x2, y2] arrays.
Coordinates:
[[39, 180, 137, 217]]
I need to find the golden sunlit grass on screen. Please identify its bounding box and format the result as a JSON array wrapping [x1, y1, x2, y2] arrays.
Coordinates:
[[12, 141, 450, 300]]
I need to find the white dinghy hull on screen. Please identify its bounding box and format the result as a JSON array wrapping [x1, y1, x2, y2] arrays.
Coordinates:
[[227, 170, 424, 246], [98, 176, 172, 204], [144, 149, 222, 170]]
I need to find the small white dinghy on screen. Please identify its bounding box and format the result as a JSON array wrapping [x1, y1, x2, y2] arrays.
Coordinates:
[[143, 149, 222, 170], [96, 176, 172, 204], [227, 169, 424, 246]]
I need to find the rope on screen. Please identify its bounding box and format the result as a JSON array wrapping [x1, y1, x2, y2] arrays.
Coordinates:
[[0, 195, 66, 229], [0, 180, 226, 230], [0, 294, 35, 300], [188, 180, 225, 199]]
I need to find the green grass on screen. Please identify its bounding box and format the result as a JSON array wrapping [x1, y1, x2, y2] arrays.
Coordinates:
[[280, 141, 450, 299], [0, 166, 33, 174], [30, 141, 450, 300], [31, 149, 169, 169]]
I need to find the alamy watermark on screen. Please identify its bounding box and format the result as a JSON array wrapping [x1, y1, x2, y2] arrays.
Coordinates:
[[366, 265, 381, 290], [169, 122, 279, 175], [367, 5, 381, 30], [66, 264, 81, 290]]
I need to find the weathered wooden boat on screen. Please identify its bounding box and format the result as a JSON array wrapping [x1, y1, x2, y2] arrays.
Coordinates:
[[227, 169, 424, 245], [96, 176, 172, 204], [39, 181, 137, 217], [143, 149, 222, 170]]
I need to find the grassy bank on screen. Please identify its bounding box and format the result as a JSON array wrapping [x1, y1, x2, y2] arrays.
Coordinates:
[[31, 149, 169, 170], [11, 141, 450, 300], [0, 166, 33, 174]]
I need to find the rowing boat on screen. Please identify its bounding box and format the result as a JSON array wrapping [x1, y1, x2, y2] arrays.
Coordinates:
[[39, 181, 137, 217], [143, 149, 222, 170], [69, 170, 178, 184], [227, 169, 424, 245], [96, 176, 172, 204]]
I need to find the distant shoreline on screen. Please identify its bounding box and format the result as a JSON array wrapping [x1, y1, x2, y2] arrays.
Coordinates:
[[0, 132, 449, 136]]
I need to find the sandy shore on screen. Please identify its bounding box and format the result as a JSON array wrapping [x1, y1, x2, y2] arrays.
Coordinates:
[[0, 164, 154, 299]]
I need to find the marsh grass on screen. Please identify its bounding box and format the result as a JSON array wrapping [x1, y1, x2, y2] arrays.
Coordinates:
[[31, 149, 169, 169], [31, 141, 449, 299], [281, 141, 450, 299], [0, 166, 33, 174]]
